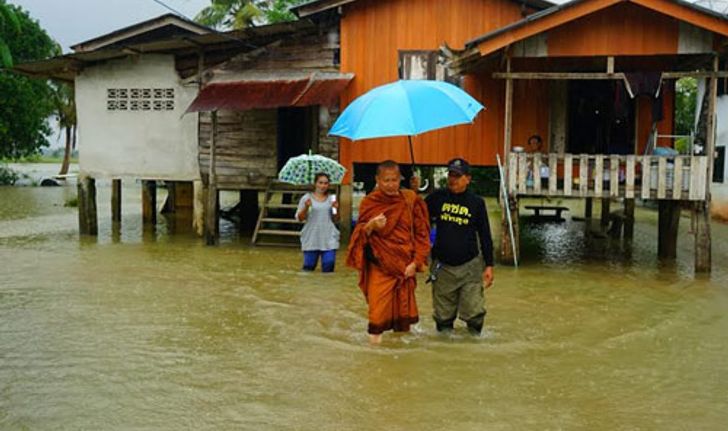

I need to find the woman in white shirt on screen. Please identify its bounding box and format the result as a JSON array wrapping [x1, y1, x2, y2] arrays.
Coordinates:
[[296, 173, 340, 272]]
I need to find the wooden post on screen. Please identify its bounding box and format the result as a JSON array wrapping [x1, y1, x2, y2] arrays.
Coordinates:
[[77, 176, 98, 236], [205, 110, 219, 245], [239, 189, 260, 234], [500, 195, 519, 265], [600, 198, 611, 227], [694, 201, 711, 272], [193, 180, 206, 237], [585, 197, 593, 219], [693, 56, 717, 272], [111, 179, 121, 223], [658, 200, 680, 259], [339, 184, 353, 243], [503, 58, 513, 156], [142, 180, 157, 226], [623, 198, 635, 240]]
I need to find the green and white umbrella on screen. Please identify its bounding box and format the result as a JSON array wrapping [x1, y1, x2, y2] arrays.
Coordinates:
[[278, 153, 347, 185]]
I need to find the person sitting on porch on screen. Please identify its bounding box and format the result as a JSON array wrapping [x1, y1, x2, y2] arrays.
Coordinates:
[[346, 160, 431, 344], [296, 173, 340, 272]]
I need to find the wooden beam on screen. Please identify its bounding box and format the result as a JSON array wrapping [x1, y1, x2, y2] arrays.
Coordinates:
[[206, 111, 219, 245], [503, 58, 514, 157], [694, 201, 711, 272], [492, 71, 728, 80], [624, 199, 635, 240], [77, 176, 98, 236], [658, 200, 680, 259], [706, 55, 719, 195], [142, 180, 157, 226], [111, 179, 121, 223]]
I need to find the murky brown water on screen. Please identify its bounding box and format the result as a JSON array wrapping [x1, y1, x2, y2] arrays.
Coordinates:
[[2, 166, 728, 430]]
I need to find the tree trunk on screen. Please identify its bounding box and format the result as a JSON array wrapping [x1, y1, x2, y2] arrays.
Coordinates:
[[58, 126, 72, 176]]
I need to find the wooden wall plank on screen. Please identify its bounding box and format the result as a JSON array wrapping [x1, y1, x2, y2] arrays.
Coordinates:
[[610, 155, 619, 197], [564, 154, 573, 196], [657, 156, 667, 199], [626, 155, 635, 199]]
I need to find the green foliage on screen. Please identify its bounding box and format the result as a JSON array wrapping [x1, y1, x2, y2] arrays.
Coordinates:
[[64, 196, 78, 207], [0, 1, 21, 67], [675, 136, 690, 155], [675, 77, 697, 136], [263, 0, 306, 23], [0, 2, 57, 160], [469, 167, 501, 197], [195, 0, 307, 28], [0, 162, 18, 185], [195, 0, 264, 29]]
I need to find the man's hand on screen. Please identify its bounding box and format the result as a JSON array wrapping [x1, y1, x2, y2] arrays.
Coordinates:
[[483, 266, 494, 289], [404, 262, 417, 278], [367, 213, 387, 232]]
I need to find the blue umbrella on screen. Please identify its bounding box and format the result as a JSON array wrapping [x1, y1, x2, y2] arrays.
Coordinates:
[[329, 80, 484, 165]]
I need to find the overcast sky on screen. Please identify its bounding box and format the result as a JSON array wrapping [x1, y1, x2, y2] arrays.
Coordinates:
[[10, 0, 211, 52]]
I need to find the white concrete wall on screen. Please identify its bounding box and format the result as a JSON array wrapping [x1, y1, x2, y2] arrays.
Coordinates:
[[75, 54, 199, 180]]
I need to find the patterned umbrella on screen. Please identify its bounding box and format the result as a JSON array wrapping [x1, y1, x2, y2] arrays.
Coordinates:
[[278, 153, 347, 185]]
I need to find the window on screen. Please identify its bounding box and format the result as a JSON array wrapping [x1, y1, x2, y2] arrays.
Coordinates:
[[398, 50, 462, 87], [714, 146, 725, 183], [106, 87, 175, 111]]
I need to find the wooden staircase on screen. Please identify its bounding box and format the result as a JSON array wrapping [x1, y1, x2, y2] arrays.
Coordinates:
[[251, 181, 310, 246]]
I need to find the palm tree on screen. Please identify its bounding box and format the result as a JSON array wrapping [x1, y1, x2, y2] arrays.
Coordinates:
[[51, 81, 76, 176], [0, 1, 20, 67], [195, 0, 264, 30]]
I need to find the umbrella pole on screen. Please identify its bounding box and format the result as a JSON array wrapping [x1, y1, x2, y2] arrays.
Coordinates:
[[408, 135, 416, 175]]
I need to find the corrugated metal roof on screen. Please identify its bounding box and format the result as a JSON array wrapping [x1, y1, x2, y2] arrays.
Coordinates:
[[12, 19, 317, 82], [185, 71, 354, 112]]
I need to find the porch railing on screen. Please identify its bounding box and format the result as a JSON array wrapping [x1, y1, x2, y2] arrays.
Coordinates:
[[506, 153, 709, 201]]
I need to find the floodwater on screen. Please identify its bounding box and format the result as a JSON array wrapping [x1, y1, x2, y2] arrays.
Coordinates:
[[1, 165, 728, 430]]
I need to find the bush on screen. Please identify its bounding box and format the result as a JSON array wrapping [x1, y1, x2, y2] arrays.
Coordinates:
[[0, 163, 19, 185]]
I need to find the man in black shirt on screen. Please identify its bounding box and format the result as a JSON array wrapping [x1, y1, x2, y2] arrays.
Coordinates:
[[425, 158, 494, 335]]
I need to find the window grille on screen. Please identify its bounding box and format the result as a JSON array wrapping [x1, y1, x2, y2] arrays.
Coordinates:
[[107, 87, 175, 111]]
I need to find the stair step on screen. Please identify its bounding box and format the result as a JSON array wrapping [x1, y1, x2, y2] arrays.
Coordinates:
[[264, 204, 299, 209], [257, 229, 301, 236], [262, 218, 303, 224], [254, 242, 300, 247]]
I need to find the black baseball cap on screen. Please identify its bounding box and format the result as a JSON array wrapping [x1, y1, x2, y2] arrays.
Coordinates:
[[447, 158, 470, 175]]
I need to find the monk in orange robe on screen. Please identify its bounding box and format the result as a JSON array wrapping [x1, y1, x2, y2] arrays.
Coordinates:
[[347, 160, 431, 344]]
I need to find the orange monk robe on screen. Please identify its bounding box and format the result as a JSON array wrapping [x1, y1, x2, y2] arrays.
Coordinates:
[[346, 189, 431, 335]]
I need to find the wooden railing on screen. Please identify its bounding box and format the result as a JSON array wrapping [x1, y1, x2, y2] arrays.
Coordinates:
[[506, 153, 709, 201]]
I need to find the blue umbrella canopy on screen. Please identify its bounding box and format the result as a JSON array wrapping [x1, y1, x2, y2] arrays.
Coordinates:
[[278, 153, 347, 185], [329, 80, 484, 141]]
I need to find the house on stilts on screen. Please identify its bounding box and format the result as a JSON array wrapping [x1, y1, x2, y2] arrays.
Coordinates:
[[14, 12, 353, 244], [293, 0, 728, 273], [14, 0, 728, 273]]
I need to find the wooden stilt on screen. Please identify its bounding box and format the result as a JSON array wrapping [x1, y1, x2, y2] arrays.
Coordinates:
[[77, 176, 98, 235], [585, 197, 593, 219], [205, 111, 219, 245], [600, 198, 611, 227], [658, 200, 680, 259], [141, 180, 157, 226], [239, 189, 260, 234], [694, 201, 711, 272], [500, 195, 519, 265], [111, 179, 121, 223], [193, 180, 206, 237], [339, 184, 353, 243], [623, 198, 635, 240]]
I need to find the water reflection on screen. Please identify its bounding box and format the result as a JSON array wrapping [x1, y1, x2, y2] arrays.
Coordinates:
[[1, 182, 727, 429]]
